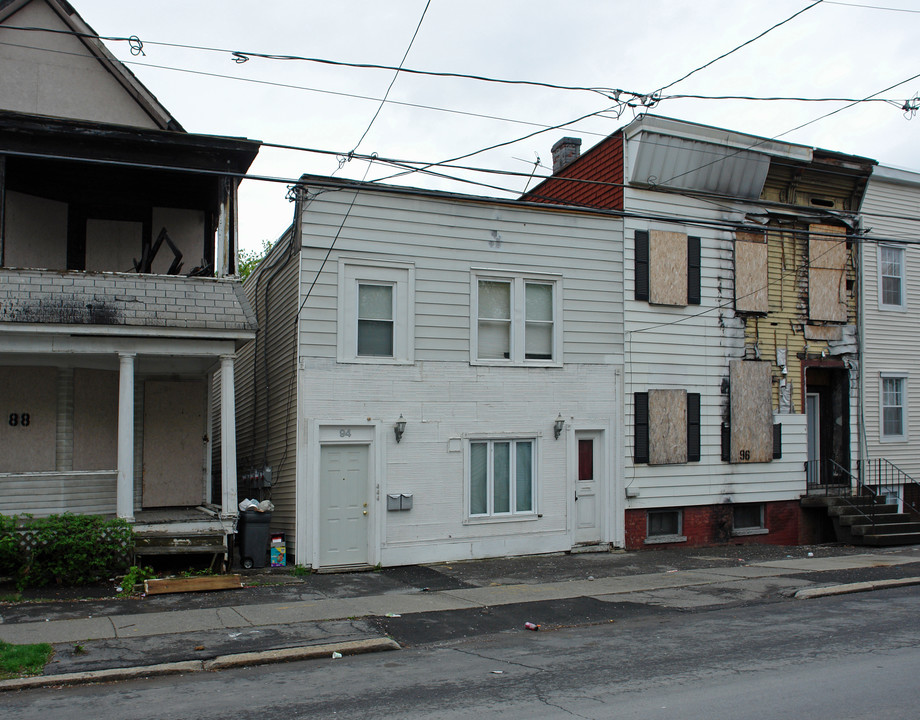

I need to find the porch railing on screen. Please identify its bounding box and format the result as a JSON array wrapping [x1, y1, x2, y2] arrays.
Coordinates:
[[857, 458, 920, 522], [805, 458, 854, 495]]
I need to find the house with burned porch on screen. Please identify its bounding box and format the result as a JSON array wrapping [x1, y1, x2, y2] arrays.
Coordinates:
[[526, 115, 875, 549], [0, 0, 260, 560]]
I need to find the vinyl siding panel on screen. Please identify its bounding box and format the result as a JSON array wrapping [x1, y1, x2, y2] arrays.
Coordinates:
[[860, 174, 920, 479], [235, 233, 301, 554], [0, 472, 117, 516]]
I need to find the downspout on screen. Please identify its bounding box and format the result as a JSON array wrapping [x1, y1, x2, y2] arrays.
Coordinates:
[[856, 216, 867, 485]]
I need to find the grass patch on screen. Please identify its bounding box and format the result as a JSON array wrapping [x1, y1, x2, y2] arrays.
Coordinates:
[[0, 640, 53, 679], [0, 593, 22, 603], [290, 565, 311, 577]]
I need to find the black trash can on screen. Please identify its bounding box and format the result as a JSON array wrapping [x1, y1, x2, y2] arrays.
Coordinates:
[[237, 510, 272, 569]]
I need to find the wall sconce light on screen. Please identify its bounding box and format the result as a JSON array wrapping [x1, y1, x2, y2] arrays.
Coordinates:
[[553, 414, 565, 440], [394, 414, 407, 443]]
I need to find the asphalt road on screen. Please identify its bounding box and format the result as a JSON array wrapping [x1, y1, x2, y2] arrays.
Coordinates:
[[5, 585, 920, 719]]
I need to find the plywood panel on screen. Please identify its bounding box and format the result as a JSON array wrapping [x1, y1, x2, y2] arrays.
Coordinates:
[[648, 389, 687, 465], [73, 369, 118, 471], [0, 366, 57, 473], [649, 230, 687, 306], [730, 360, 774, 463], [143, 380, 206, 507], [808, 224, 847, 323], [735, 237, 769, 313]]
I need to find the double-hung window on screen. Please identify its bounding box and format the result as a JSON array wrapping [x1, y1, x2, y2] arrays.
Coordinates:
[[337, 260, 415, 363], [473, 272, 561, 364], [879, 245, 906, 310], [881, 374, 907, 441], [469, 438, 535, 518]]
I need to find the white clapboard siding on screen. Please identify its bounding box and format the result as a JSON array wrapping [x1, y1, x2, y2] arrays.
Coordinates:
[[622, 186, 807, 508], [299, 187, 624, 366], [0, 472, 117, 516], [860, 171, 920, 480], [292, 184, 624, 564]]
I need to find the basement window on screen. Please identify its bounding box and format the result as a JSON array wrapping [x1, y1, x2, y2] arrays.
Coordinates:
[[634, 230, 701, 306], [732, 503, 767, 536], [645, 509, 686, 544]]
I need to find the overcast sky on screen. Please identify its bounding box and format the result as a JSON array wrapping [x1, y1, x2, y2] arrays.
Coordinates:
[[70, 0, 920, 251]]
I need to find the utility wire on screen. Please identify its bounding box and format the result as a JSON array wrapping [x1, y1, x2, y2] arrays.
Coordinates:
[[655, 1, 824, 94], [349, 0, 431, 155]]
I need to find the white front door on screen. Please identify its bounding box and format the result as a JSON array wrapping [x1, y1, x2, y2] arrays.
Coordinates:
[[319, 444, 370, 567], [806, 393, 820, 485], [574, 432, 602, 545]]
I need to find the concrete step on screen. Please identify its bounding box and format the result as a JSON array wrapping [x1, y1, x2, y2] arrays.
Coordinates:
[[850, 522, 920, 536], [838, 512, 912, 527], [858, 532, 920, 546], [828, 503, 899, 518]]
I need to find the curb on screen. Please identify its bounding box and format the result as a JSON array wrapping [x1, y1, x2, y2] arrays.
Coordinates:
[[0, 638, 399, 692], [793, 576, 920, 600]]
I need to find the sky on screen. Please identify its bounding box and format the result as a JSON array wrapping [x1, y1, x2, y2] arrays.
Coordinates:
[[65, 0, 920, 252]]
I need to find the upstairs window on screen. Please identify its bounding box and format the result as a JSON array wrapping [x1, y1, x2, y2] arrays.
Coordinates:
[[879, 245, 906, 310], [881, 374, 907, 441], [734, 231, 769, 314], [338, 260, 414, 364], [808, 224, 848, 323], [473, 272, 560, 365], [634, 230, 701, 306]]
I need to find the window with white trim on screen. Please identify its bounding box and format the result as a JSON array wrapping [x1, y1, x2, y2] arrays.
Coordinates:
[[732, 503, 766, 535], [337, 260, 414, 363], [469, 438, 535, 517], [645, 509, 685, 544], [879, 245, 906, 309], [881, 374, 907, 441], [472, 272, 561, 364]]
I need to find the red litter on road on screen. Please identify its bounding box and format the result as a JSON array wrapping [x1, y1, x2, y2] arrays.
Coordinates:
[[524, 622, 540, 631]]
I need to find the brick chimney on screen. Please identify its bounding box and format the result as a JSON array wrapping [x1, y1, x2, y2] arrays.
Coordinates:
[[551, 137, 581, 173]]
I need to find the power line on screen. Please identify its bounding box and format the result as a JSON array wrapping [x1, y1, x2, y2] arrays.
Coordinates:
[[823, 1, 920, 12], [655, 1, 825, 95], [349, 0, 431, 155]]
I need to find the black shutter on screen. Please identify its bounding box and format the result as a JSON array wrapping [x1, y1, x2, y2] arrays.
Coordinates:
[[721, 422, 730, 462], [635, 231, 649, 301], [687, 236, 701, 305], [634, 392, 649, 464], [687, 393, 701, 462], [773, 423, 782, 459]]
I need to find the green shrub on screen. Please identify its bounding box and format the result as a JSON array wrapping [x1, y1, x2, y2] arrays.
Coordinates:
[[0, 513, 134, 589], [0, 514, 18, 576]]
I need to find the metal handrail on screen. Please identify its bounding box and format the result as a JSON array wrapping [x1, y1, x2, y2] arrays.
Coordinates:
[[858, 458, 920, 522]]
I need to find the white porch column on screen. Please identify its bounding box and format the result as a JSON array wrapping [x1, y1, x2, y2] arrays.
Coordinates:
[[220, 354, 238, 517], [116, 353, 136, 520]]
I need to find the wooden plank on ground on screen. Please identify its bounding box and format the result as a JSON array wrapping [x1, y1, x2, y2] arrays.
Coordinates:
[[144, 574, 243, 595]]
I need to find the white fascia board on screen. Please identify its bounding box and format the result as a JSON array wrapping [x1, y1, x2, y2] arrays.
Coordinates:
[[871, 164, 920, 187], [0, 323, 255, 342], [0, 331, 240, 357], [623, 115, 813, 162]]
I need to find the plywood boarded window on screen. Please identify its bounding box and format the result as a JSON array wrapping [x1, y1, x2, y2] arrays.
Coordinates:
[[808, 224, 848, 323], [734, 231, 769, 313], [634, 390, 701, 465], [634, 230, 701, 306], [729, 360, 774, 463], [73, 369, 118, 471]]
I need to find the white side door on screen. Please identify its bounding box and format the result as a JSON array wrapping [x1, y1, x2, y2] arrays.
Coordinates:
[[574, 431, 602, 545], [319, 444, 370, 567]]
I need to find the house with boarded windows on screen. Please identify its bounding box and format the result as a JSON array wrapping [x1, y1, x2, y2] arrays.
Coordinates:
[[525, 115, 875, 549], [0, 0, 260, 560], [234, 179, 624, 569]]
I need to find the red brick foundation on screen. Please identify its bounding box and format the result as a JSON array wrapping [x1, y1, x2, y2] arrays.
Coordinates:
[[624, 500, 802, 550]]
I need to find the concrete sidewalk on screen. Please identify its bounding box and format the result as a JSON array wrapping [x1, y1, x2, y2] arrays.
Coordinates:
[[2, 544, 920, 690]]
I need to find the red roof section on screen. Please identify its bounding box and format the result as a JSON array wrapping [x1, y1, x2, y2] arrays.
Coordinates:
[[523, 131, 624, 211]]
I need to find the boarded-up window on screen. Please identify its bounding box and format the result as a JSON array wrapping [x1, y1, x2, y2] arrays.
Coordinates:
[[634, 231, 701, 306], [634, 390, 701, 465], [73, 369, 118, 471], [735, 232, 769, 313], [729, 360, 774, 463], [0, 366, 57, 473], [808, 224, 847, 323]]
